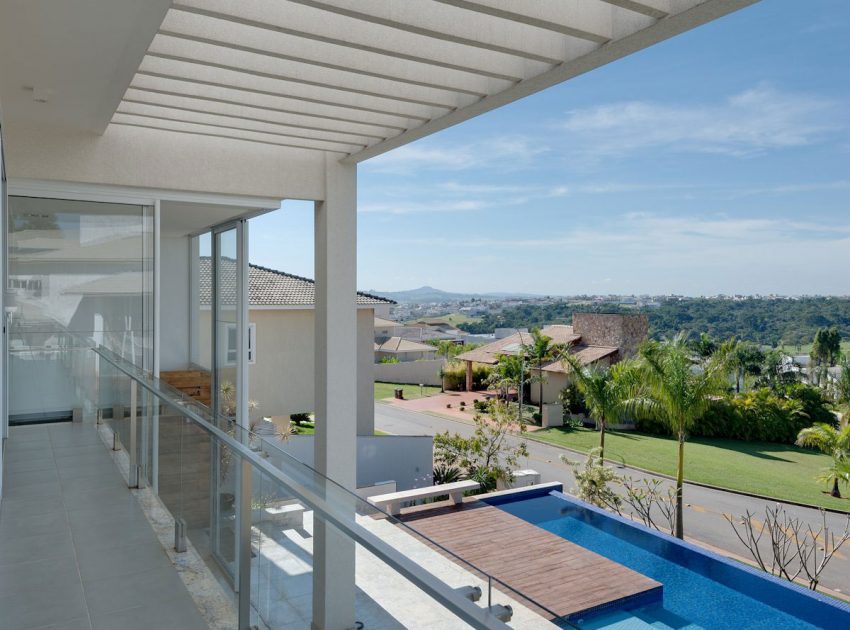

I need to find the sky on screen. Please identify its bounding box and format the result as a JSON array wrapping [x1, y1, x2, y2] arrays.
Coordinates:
[[249, 0, 850, 297]]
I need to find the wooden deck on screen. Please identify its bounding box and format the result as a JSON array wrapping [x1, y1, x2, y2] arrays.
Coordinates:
[[400, 500, 662, 621]]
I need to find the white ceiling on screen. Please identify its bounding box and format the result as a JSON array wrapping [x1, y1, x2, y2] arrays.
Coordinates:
[[1, 0, 759, 164]]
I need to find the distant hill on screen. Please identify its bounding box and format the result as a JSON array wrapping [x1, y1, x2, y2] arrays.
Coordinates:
[[369, 285, 542, 303]]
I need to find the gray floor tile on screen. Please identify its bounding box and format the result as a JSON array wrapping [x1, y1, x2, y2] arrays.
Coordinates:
[[52, 445, 111, 460], [0, 530, 75, 567], [3, 468, 60, 488], [66, 500, 144, 529], [71, 513, 158, 554], [3, 457, 57, 474], [90, 595, 208, 630], [0, 496, 65, 521], [8, 426, 50, 442], [27, 616, 92, 630], [58, 473, 126, 494], [82, 565, 188, 616], [3, 480, 63, 501], [0, 508, 68, 539], [54, 461, 119, 479], [0, 595, 88, 630], [75, 539, 172, 582], [6, 449, 54, 464], [60, 484, 132, 511]]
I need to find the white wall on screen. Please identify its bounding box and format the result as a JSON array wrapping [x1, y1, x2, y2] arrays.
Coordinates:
[[202, 306, 376, 434], [268, 435, 434, 491], [158, 235, 190, 371], [374, 359, 444, 387]]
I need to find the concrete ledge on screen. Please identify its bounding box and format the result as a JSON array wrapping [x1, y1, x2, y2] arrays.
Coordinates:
[[478, 481, 563, 505]]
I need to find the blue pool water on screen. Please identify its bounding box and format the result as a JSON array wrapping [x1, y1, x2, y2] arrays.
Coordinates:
[[487, 491, 850, 630]]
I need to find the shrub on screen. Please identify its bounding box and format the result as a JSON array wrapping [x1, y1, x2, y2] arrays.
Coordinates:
[[432, 464, 462, 485], [473, 399, 488, 413], [440, 361, 493, 391], [290, 412, 311, 426], [446, 403, 452, 409], [459, 401, 466, 407], [379, 356, 400, 364], [635, 386, 833, 444], [559, 383, 587, 416], [532, 411, 542, 424]]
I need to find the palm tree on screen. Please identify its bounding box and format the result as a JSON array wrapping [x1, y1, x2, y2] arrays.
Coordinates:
[[795, 422, 850, 498], [624, 334, 731, 539], [561, 354, 638, 460], [488, 353, 525, 417], [524, 328, 557, 415]]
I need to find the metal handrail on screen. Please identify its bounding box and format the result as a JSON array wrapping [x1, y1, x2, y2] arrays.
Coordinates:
[[94, 345, 514, 629]]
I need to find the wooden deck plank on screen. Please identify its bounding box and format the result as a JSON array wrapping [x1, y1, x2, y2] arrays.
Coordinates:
[[399, 500, 661, 620]]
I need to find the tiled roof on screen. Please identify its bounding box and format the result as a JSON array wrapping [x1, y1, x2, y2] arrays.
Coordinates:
[[456, 325, 580, 365], [375, 337, 436, 353], [374, 317, 402, 328], [539, 345, 619, 373], [199, 257, 394, 307]]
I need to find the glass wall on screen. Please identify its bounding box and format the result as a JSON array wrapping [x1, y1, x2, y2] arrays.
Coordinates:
[[6, 196, 153, 424]]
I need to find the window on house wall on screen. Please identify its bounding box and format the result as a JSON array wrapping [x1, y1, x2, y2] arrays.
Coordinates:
[[225, 322, 256, 365]]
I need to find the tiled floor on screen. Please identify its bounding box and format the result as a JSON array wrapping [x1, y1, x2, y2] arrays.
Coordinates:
[[0, 422, 209, 630]]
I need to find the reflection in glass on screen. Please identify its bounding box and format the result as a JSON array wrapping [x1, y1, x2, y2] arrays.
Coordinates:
[[6, 196, 153, 424]]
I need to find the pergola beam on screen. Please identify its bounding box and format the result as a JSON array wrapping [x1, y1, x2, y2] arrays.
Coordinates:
[[433, 0, 612, 43], [344, 0, 759, 163], [600, 0, 671, 20], [136, 70, 431, 123], [121, 96, 387, 140], [125, 85, 406, 133], [114, 108, 372, 149], [156, 30, 488, 98], [170, 4, 524, 83], [144, 52, 461, 111], [111, 121, 349, 153]]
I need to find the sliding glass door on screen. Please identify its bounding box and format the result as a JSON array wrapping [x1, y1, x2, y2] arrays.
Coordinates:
[[209, 220, 247, 583]]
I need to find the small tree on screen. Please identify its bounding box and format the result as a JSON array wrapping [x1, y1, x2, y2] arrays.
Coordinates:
[[560, 355, 639, 460], [433, 401, 529, 491], [562, 448, 621, 509], [523, 328, 558, 415], [624, 335, 731, 538], [795, 423, 850, 498]]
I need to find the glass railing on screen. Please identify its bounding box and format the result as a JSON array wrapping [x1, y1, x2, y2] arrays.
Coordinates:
[[90, 343, 577, 629]]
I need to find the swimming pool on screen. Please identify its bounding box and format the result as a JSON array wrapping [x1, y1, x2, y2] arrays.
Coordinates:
[[484, 489, 850, 629]]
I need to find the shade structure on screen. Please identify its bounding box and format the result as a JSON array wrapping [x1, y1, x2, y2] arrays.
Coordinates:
[[108, 0, 758, 162]]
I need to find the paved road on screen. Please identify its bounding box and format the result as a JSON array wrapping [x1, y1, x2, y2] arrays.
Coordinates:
[[375, 403, 850, 594]]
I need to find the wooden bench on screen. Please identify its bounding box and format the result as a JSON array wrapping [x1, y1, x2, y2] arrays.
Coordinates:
[[367, 480, 480, 516]]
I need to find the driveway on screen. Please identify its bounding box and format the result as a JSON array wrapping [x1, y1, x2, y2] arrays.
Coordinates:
[[375, 402, 850, 595]]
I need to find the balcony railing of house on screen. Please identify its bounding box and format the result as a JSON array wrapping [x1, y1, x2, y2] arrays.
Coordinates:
[[14, 328, 580, 629]]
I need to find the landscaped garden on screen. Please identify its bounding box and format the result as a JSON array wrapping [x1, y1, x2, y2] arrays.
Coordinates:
[[374, 381, 441, 401], [529, 427, 848, 511]]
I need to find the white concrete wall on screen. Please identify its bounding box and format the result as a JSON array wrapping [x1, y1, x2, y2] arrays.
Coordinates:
[[158, 235, 190, 371], [200, 307, 376, 434], [374, 359, 444, 387], [5, 123, 324, 201], [267, 435, 434, 491]]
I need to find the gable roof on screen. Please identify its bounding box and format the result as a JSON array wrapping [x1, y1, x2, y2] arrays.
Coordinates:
[[539, 345, 619, 374], [456, 325, 580, 365], [375, 337, 436, 354], [199, 257, 394, 307]]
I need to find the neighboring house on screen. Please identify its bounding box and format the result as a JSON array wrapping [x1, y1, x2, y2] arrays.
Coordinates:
[[199, 259, 394, 434], [375, 336, 437, 363], [374, 316, 403, 342], [456, 313, 649, 404]]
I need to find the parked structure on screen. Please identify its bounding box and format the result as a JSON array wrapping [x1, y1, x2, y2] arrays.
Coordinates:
[[0, 2, 758, 628]]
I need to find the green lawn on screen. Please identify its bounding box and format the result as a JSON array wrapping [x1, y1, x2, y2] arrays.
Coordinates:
[[529, 427, 849, 511], [375, 381, 441, 401]]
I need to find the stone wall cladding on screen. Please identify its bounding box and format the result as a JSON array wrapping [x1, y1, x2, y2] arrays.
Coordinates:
[[572, 313, 649, 359]]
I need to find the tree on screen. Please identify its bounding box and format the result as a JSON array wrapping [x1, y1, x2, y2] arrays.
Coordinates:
[[730, 340, 765, 393], [811, 327, 841, 369], [433, 401, 529, 490], [487, 353, 529, 421], [560, 354, 638, 460], [624, 334, 731, 538], [523, 328, 558, 415], [795, 423, 850, 498]]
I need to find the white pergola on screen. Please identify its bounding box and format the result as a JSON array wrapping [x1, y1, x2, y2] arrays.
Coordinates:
[[0, 1, 758, 628]]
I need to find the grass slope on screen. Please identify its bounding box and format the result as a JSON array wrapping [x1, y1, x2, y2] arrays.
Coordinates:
[[530, 427, 848, 512], [374, 381, 441, 401]]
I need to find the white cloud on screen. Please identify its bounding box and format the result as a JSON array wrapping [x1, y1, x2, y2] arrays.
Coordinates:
[[560, 84, 841, 159], [365, 136, 548, 173]]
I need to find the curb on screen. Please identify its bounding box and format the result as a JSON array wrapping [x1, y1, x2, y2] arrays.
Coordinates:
[[522, 433, 850, 516]]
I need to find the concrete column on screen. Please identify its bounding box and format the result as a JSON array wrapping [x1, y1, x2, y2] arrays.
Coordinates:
[[312, 154, 357, 630], [465, 360, 473, 392]]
